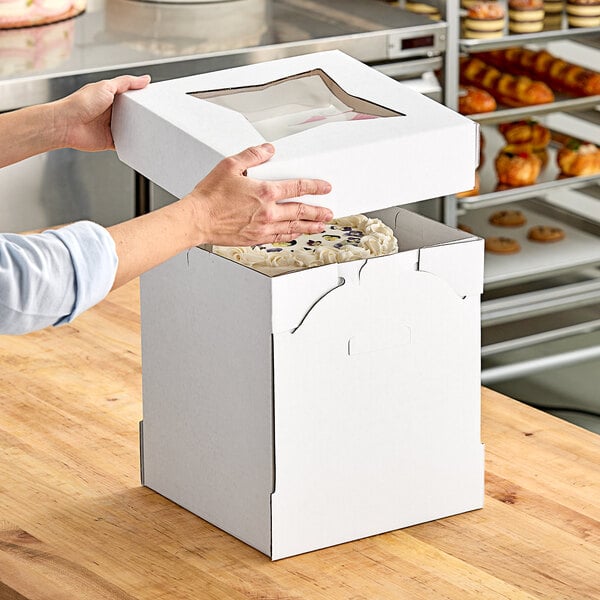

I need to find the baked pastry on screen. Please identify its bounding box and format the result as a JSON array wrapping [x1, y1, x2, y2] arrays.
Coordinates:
[[557, 140, 600, 176], [456, 171, 481, 198], [544, 0, 564, 12], [566, 0, 600, 26], [543, 0, 564, 27], [457, 223, 474, 234], [495, 146, 542, 186], [489, 209, 527, 227], [458, 86, 497, 115], [477, 48, 600, 97], [508, 0, 545, 32], [485, 237, 521, 254], [527, 225, 566, 242], [460, 57, 554, 106], [498, 120, 551, 151], [464, 1, 506, 38], [0, 0, 85, 29], [405, 2, 441, 20], [213, 214, 398, 276]]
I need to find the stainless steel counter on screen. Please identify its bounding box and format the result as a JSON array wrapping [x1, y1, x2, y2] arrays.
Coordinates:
[[0, 0, 446, 111]]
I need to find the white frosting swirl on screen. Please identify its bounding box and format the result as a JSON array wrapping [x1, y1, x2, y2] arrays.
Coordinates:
[[213, 214, 398, 276]]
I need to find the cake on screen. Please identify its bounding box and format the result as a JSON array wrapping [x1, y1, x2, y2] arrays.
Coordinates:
[[0, 0, 85, 29], [495, 145, 542, 186], [508, 0, 545, 32], [213, 215, 398, 277], [557, 140, 600, 176], [566, 0, 600, 26], [0, 19, 73, 75], [464, 1, 506, 39]]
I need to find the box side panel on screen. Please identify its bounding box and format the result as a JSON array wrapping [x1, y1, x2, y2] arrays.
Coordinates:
[[140, 249, 274, 556], [271, 261, 483, 559], [250, 120, 479, 215], [112, 94, 225, 199]]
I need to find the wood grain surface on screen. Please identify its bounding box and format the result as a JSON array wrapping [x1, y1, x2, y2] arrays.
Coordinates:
[[0, 279, 599, 600]]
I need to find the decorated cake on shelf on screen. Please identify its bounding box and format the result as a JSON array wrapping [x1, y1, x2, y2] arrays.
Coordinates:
[[0, 0, 85, 29], [0, 18, 74, 74], [213, 214, 399, 276]]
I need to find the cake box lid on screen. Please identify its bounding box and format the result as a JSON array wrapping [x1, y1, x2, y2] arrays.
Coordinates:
[[112, 50, 479, 217]]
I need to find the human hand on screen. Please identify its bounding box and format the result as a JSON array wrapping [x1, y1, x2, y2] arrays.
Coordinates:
[[182, 143, 333, 246], [54, 74, 151, 152]]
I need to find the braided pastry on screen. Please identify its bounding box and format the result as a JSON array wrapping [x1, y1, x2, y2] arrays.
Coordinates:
[[477, 48, 600, 96], [460, 57, 554, 106]]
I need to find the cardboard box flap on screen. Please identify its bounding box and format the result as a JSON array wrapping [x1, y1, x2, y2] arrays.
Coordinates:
[[419, 238, 484, 298], [112, 50, 479, 213]]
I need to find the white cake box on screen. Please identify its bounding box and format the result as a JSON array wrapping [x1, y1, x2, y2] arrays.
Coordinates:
[[111, 50, 479, 215], [138, 206, 485, 560], [113, 51, 485, 560]]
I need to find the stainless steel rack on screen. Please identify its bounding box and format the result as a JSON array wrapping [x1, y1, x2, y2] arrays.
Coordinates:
[[439, 0, 600, 391]]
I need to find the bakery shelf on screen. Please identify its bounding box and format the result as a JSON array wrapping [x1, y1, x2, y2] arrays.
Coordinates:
[[467, 97, 600, 126], [460, 27, 600, 53], [458, 199, 600, 287], [458, 113, 600, 210]]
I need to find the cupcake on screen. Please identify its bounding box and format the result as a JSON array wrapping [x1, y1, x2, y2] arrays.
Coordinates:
[[509, 0, 545, 32], [566, 0, 600, 26], [464, 1, 506, 38]]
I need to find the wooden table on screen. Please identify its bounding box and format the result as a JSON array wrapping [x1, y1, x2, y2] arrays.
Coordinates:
[[1, 279, 599, 600]]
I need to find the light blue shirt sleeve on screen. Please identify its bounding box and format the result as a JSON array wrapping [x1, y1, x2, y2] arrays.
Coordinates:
[[0, 221, 118, 335]]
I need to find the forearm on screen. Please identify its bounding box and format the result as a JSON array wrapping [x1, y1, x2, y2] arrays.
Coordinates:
[[108, 197, 201, 290], [0, 102, 64, 168]]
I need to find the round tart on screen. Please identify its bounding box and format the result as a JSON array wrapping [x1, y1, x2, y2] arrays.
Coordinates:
[[489, 209, 527, 227], [527, 225, 566, 242], [485, 236, 521, 254]]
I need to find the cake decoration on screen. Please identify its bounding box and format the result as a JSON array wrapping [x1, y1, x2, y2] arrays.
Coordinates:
[[213, 214, 398, 276]]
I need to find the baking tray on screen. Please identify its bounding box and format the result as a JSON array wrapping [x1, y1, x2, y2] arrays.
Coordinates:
[[458, 202, 600, 285], [459, 112, 600, 208]]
